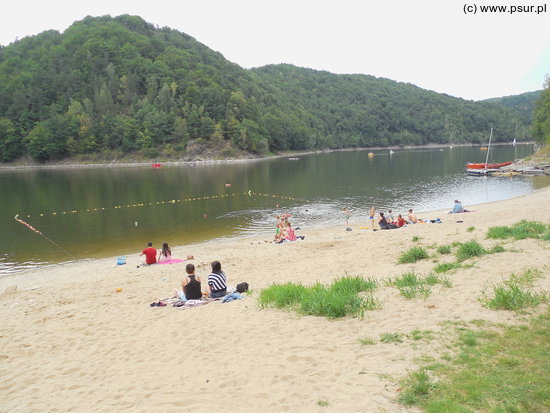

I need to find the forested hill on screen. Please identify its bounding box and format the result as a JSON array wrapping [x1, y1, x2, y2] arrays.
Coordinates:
[[484, 90, 541, 123], [0, 15, 533, 163]]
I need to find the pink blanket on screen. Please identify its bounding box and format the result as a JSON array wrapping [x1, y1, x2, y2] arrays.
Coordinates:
[[158, 259, 186, 265]]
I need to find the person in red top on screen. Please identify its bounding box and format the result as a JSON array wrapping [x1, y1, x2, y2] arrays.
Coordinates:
[[140, 242, 157, 265], [396, 214, 407, 228]]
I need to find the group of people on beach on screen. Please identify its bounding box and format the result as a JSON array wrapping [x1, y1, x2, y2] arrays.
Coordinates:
[[176, 261, 228, 301], [374, 208, 412, 229], [140, 241, 234, 301], [343, 204, 455, 230], [274, 213, 305, 243], [139, 241, 173, 265], [344, 207, 410, 230]]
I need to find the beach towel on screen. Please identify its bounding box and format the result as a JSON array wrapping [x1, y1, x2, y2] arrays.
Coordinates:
[[449, 209, 473, 213], [173, 297, 221, 309], [222, 292, 243, 303], [157, 259, 186, 265]]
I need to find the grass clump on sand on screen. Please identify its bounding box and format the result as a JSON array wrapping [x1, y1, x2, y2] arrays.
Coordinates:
[[410, 329, 435, 341], [399, 310, 550, 412], [455, 240, 485, 261], [487, 220, 549, 240], [387, 272, 452, 299], [436, 244, 452, 255], [331, 275, 377, 293], [257, 282, 306, 309], [398, 246, 429, 264], [398, 369, 434, 405], [358, 336, 377, 345], [380, 332, 404, 344], [480, 268, 547, 312], [258, 276, 380, 319], [433, 262, 461, 274]]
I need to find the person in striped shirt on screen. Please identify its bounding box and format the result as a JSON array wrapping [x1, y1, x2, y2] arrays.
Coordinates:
[[208, 261, 228, 298]]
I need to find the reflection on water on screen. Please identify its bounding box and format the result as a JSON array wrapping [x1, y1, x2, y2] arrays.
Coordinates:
[[1, 144, 547, 275]]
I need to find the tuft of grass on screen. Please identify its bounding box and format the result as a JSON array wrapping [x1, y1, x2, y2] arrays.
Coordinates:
[[398, 369, 434, 406], [358, 336, 377, 345], [398, 246, 429, 264], [331, 275, 377, 293], [299, 283, 364, 318], [456, 240, 486, 261], [487, 244, 505, 254], [487, 220, 549, 240], [486, 225, 512, 239], [411, 329, 434, 341], [317, 399, 329, 407], [412, 235, 421, 242], [481, 283, 547, 312], [509, 268, 543, 286], [388, 272, 451, 299], [361, 294, 382, 311], [399, 285, 432, 299], [258, 276, 381, 319], [480, 268, 548, 312], [466, 226, 475, 232], [390, 272, 422, 288], [436, 245, 452, 255], [424, 273, 452, 287], [433, 262, 461, 274], [380, 332, 403, 344], [258, 282, 306, 309]]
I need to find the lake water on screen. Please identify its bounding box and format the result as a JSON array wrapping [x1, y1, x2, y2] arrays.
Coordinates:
[[1, 144, 548, 275]]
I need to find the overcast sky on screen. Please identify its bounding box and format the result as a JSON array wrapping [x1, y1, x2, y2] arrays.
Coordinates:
[[1, 0, 549, 100]]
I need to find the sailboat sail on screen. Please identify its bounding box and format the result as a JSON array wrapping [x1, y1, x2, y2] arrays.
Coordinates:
[[466, 127, 513, 170]]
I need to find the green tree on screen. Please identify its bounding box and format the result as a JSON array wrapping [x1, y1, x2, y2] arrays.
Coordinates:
[[532, 75, 550, 144], [0, 118, 24, 161]]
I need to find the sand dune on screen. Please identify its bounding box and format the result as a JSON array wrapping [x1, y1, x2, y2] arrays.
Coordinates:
[[1, 186, 549, 412]]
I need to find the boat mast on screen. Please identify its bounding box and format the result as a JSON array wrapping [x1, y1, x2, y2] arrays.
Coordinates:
[[484, 127, 493, 167]]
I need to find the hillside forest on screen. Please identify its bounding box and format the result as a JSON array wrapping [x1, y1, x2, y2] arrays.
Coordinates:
[[0, 15, 547, 163]]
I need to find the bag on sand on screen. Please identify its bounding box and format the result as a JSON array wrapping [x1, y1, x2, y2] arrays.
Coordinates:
[[236, 282, 249, 293]]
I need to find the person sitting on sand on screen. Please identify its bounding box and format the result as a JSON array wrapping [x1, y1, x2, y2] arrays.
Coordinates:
[[407, 209, 418, 224], [177, 263, 203, 301], [157, 242, 172, 263], [274, 220, 286, 243], [395, 214, 407, 228], [140, 242, 157, 265], [448, 200, 465, 213], [378, 212, 396, 229], [386, 209, 395, 223], [285, 222, 305, 241], [208, 261, 227, 298]]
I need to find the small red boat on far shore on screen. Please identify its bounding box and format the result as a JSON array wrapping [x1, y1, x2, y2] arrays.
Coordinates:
[[466, 161, 513, 170]]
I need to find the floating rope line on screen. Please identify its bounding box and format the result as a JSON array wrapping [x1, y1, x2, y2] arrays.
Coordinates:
[[18, 191, 306, 219], [14, 215, 77, 260]]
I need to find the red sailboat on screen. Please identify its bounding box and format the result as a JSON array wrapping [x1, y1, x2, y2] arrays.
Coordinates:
[[466, 127, 512, 173], [466, 161, 513, 169]]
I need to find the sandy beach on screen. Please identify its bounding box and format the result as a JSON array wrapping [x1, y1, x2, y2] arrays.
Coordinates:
[[1, 186, 549, 413]]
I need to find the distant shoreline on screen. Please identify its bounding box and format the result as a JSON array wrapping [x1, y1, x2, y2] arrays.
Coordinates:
[[0, 142, 533, 171]]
